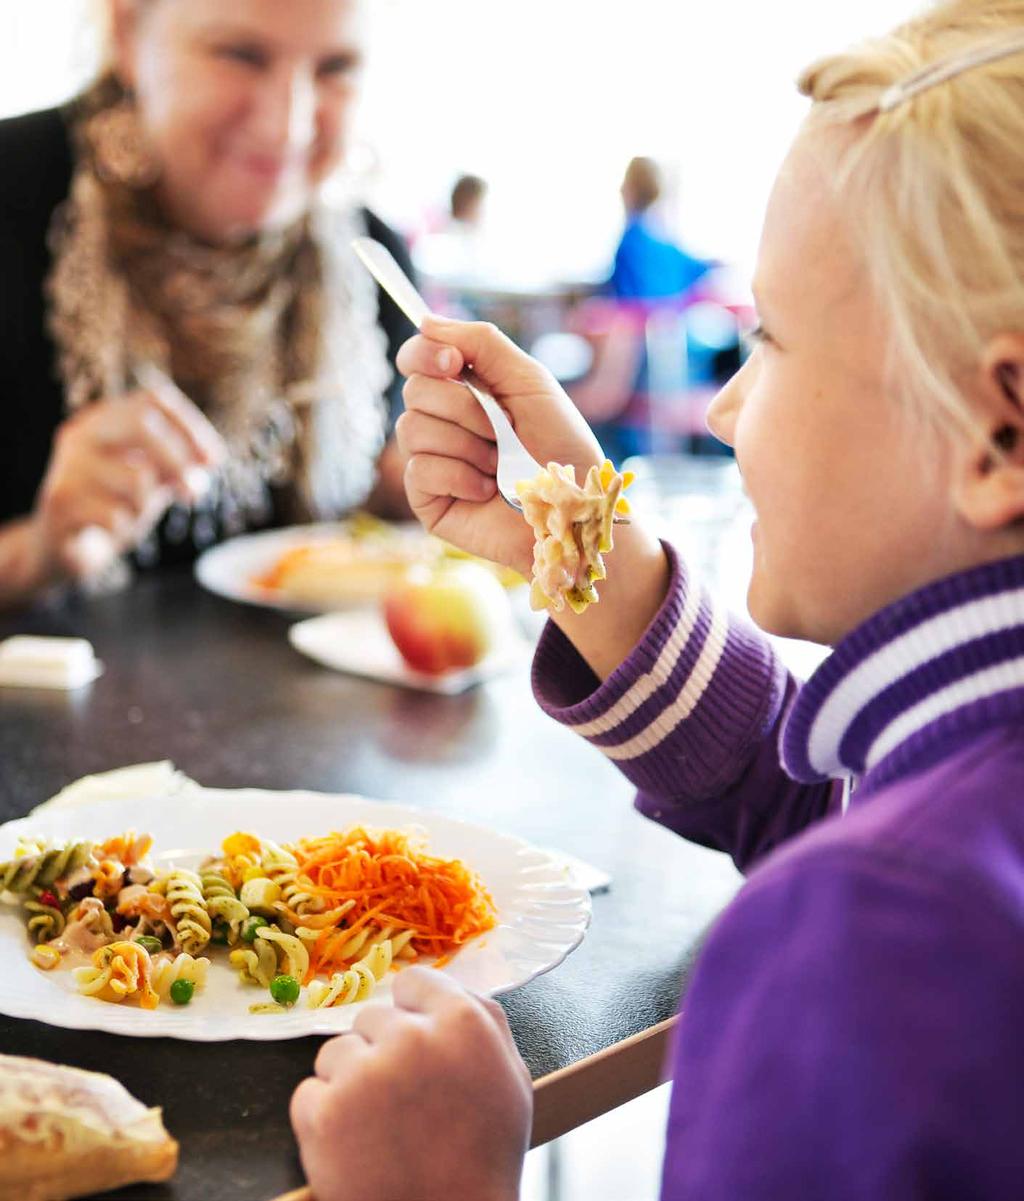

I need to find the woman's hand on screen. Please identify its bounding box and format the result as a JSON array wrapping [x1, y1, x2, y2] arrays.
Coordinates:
[[290, 967, 532, 1201], [33, 384, 224, 580], [395, 314, 605, 577]]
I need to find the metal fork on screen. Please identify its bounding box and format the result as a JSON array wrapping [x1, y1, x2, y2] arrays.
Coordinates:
[[352, 236, 625, 520], [459, 367, 545, 513]]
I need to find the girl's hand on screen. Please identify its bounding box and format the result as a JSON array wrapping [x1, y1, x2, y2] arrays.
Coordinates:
[[396, 314, 605, 577], [33, 386, 224, 580], [399, 314, 670, 681], [290, 967, 532, 1201]]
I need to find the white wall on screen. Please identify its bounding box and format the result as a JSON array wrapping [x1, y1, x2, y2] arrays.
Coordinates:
[[0, 2, 98, 117], [0, 1, 923, 281]]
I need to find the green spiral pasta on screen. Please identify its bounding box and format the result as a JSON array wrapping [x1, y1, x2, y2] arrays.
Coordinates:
[[0, 839, 94, 895], [154, 869, 211, 957], [24, 892, 66, 943], [199, 868, 248, 941]]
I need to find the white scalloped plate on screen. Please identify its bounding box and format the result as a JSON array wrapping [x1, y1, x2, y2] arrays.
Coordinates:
[[0, 792, 590, 1041]]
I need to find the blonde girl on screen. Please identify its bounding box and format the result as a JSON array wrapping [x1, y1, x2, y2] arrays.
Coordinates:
[[291, 3, 1024, 1198]]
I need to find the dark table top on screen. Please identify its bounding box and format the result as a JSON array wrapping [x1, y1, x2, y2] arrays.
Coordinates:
[[0, 569, 739, 1201]]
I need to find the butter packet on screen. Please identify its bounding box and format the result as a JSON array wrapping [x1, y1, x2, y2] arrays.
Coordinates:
[[0, 637, 102, 690]]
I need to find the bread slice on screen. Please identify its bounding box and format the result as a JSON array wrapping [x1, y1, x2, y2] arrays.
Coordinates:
[[0, 1054, 178, 1201]]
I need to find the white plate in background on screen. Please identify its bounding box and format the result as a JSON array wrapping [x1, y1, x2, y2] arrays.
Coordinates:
[[194, 521, 432, 613]]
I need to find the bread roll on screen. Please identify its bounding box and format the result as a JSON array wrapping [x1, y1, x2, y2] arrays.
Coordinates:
[[0, 1054, 177, 1201]]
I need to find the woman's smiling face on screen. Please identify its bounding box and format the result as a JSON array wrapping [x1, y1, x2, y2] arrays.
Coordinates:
[[111, 0, 365, 243]]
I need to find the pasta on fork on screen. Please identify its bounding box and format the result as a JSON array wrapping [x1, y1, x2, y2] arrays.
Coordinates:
[[516, 459, 633, 613]]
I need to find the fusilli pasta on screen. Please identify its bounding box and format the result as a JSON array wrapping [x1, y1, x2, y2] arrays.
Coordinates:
[[24, 892, 66, 943], [6, 823, 494, 1016], [255, 927, 309, 981], [0, 840, 94, 895], [229, 939, 278, 988], [306, 934, 409, 1008], [516, 459, 631, 613], [152, 869, 211, 956], [74, 941, 159, 1009], [152, 952, 210, 998], [200, 868, 248, 941]]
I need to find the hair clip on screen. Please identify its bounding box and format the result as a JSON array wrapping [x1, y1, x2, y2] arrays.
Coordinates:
[[878, 33, 1024, 113]]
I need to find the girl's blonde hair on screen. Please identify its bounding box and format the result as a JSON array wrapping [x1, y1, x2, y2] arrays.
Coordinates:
[[797, 0, 1024, 440]]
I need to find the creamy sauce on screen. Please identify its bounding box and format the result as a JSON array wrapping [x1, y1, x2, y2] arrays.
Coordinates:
[[62, 864, 94, 893], [49, 898, 113, 960], [516, 460, 626, 613]]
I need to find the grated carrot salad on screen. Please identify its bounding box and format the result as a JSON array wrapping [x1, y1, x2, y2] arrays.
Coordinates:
[[286, 827, 497, 982]]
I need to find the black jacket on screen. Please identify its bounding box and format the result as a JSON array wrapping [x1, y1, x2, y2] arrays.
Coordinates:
[[0, 105, 416, 529]]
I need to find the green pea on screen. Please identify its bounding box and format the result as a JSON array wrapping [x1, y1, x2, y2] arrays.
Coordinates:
[[170, 979, 195, 1005], [241, 916, 269, 944], [269, 974, 300, 1007], [134, 936, 162, 955]]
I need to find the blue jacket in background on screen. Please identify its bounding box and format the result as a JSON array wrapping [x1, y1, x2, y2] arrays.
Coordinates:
[[609, 213, 710, 301]]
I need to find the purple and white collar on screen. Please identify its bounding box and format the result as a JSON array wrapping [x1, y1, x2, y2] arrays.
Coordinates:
[[781, 556, 1024, 786]]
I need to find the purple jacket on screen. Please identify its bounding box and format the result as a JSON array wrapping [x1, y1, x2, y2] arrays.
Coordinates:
[[533, 545, 1024, 1199]]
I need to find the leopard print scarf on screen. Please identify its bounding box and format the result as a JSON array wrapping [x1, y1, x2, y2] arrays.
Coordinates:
[[47, 75, 390, 547]]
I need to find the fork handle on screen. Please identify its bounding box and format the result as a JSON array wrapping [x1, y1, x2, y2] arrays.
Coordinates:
[[460, 370, 629, 524], [460, 370, 519, 445]]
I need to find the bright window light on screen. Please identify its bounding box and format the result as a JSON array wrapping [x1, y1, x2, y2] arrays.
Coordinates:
[[1, 0, 923, 282]]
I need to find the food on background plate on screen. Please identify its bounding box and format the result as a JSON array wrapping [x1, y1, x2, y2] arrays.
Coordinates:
[[253, 525, 432, 606], [1, 825, 497, 1014], [382, 561, 514, 676], [516, 458, 633, 614], [253, 511, 522, 606], [0, 1054, 177, 1201]]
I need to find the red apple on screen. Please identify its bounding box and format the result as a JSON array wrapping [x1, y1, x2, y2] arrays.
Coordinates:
[[382, 561, 512, 675]]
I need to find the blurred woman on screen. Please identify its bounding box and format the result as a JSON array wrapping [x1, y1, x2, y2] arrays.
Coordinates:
[[0, 0, 414, 607]]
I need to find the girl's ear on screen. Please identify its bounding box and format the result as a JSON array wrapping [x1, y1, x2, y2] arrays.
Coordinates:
[[952, 334, 1024, 532]]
